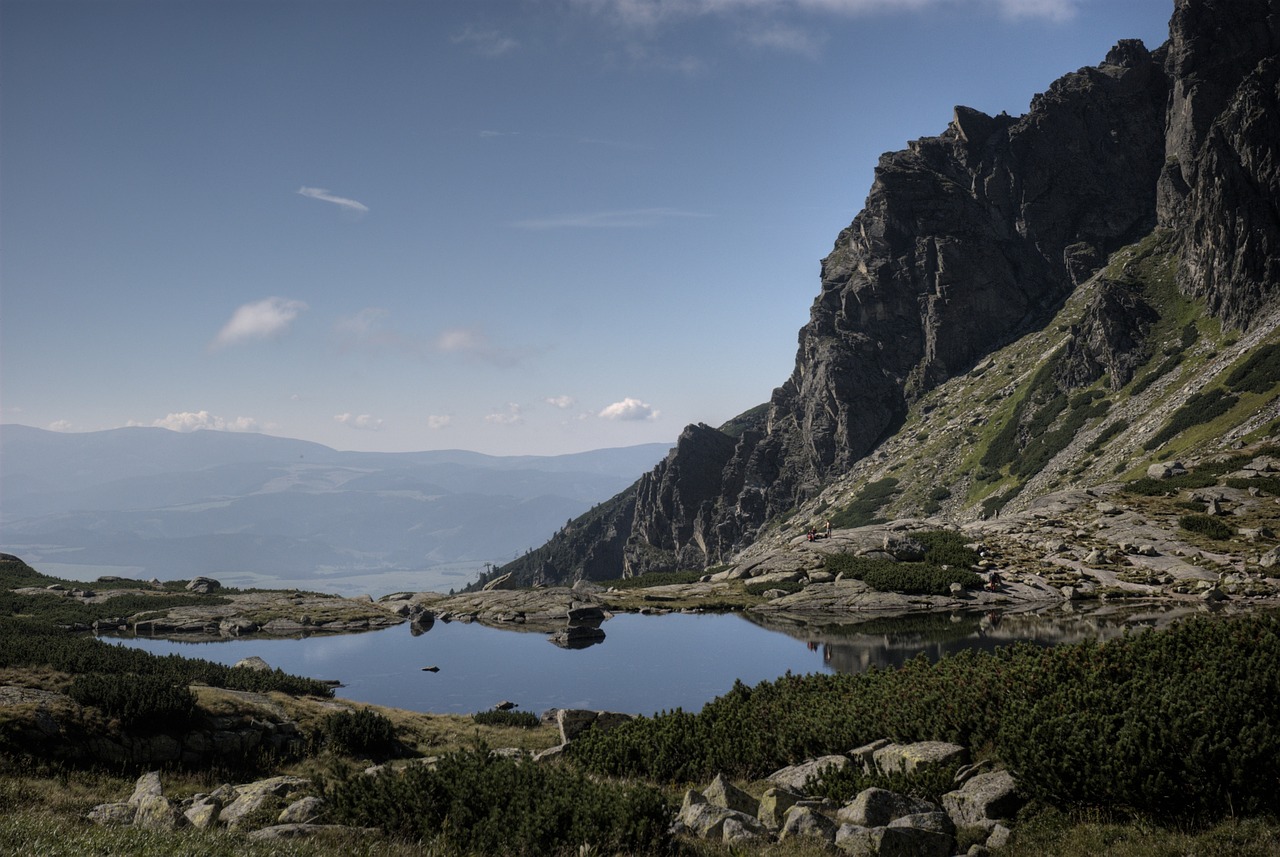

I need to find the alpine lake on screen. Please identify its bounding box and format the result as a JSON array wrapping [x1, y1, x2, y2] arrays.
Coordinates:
[[109, 602, 1199, 718]]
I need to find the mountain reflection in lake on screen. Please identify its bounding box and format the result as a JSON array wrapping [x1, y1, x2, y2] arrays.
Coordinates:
[[112, 604, 1198, 717]]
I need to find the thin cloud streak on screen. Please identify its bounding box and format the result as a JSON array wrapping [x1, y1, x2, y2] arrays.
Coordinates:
[[572, 0, 1079, 25], [452, 26, 519, 56], [297, 186, 370, 214], [513, 208, 711, 229]]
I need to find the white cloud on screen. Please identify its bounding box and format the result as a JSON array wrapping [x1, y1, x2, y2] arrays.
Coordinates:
[[434, 326, 539, 367], [484, 403, 524, 425], [512, 208, 711, 230], [427, 414, 453, 430], [297, 186, 370, 214], [545, 395, 576, 409], [211, 297, 307, 349], [452, 26, 519, 56], [599, 397, 660, 420], [47, 419, 73, 432], [334, 412, 385, 431], [153, 411, 259, 432]]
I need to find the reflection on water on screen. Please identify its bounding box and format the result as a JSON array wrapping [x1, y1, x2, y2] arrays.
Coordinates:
[[111, 602, 1202, 716], [746, 602, 1201, 675]]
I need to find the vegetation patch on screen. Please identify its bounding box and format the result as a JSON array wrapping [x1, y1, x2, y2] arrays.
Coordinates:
[[569, 613, 1280, 824], [829, 477, 901, 529], [325, 743, 671, 855], [823, 531, 982, 596], [600, 570, 706, 590], [472, 710, 541, 729], [1225, 342, 1280, 394], [0, 616, 334, 698], [317, 708, 400, 758], [1143, 387, 1239, 451], [1179, 514, 1234, 540]]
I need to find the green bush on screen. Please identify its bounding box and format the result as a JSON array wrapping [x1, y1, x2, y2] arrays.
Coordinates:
[[318, 708, 399, 757], [1087, 418, 1129, 453], [1225, 342, 1280, 394], [599, 570, 706, 590], [472, 710, 541, 729], [67, 673, 195, 731], [1179, 514, 1234, 540], [1144, 388, 1239, 450], [569, 614, 1280, 825], [829, 478, 900, 529], [817, 533, 982, 596], [325, 744, 671, 855], [0, 617, 334, 698], [1130, 353, 1183, 397]]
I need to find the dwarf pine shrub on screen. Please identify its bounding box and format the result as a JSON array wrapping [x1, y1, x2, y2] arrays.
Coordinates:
[[569, 614, 1280, 825], [326, 744, 671, 855]]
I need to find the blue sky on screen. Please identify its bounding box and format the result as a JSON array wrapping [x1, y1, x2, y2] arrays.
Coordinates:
[[1, 0, 1172, 456]]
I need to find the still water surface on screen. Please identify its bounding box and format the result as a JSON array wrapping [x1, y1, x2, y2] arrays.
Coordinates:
[[113, 606, 1188, 717]]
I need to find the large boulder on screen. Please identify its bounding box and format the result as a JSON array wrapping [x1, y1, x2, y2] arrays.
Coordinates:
[[704, 773, 759, 816], [779, 805, 838, 846], [767, 754, 851, 792], [835, 823, 953, 857], [675, 790, 764, 841], [838, 787, 937, 827], [872, 741, 967, 776], [941, 769, 1023, 831], [757, 786, 804, 829]]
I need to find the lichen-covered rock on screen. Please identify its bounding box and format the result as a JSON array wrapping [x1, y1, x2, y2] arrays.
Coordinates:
[[837, 787, 937, 828], [872, 741, 967, 776], [780, 805, 837, 846], [704, 773, 759, 816], [942, 770, 1023, 831], [767, 754, 851, 792], [757, 786, 804, 829]]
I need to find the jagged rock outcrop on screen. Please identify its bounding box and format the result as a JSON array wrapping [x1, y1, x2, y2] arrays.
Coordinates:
[[490, 0, 1280, 587]]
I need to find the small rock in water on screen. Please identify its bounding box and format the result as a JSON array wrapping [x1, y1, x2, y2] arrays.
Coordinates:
[[421, 665, 440, 673]]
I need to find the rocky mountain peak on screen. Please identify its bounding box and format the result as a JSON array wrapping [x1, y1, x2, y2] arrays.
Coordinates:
[[483, 0, 1280, 590]]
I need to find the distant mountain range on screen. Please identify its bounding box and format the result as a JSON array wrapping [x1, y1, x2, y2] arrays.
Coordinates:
[[0, 424, 669, 595]]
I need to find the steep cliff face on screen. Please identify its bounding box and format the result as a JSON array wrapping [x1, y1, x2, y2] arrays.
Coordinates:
[[487, 0, 1280, 589], [1159, 0, 1280, 326]]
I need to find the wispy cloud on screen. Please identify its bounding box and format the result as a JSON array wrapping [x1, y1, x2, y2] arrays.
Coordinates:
[[740, 21, 824, 56], [335, 412, 385, 431], [545, 395, 576, 409], [599, 397, 660, 421], [513, 207, 711, 230], [151, 411, 260, 432], [334, 308, 426, 357], [572, 0, 1079, 25], [484, 403, 524, 425], [297, 186, 369, 214], [452, 25, 519, 57], [47, 419, 74, 432], [435, 326, 540, 367], [211, 297, 307, 349], [428, 414, 453, 430]]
